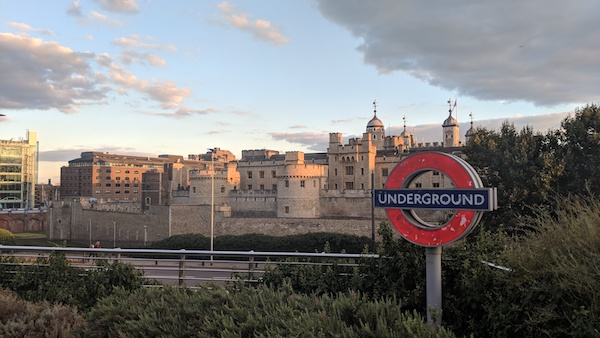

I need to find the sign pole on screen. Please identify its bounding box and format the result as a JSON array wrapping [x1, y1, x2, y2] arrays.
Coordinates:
[[426, 246, 442, 326]]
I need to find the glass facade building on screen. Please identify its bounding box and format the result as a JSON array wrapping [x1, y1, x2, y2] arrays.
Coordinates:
[[0, 131, 38, 209]]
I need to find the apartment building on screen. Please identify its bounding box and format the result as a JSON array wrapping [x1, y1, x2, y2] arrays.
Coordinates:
[[0, 131, 38, 209]]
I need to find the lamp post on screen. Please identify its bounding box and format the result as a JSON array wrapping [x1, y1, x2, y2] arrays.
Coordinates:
[[89, 219, 92, 245], [113, 221, 116, 248], [208, 148, 215, 257]]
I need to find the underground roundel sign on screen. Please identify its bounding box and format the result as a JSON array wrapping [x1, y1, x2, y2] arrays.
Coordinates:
[[374, 152, 497, 247]]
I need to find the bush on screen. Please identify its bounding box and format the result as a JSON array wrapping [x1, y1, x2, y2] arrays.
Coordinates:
[[0, 287, 84, 337], [0, 229, 15, 245], [73, 284, 455, 337], [151, 232, 372, 253], [2, 252, 143, 311]]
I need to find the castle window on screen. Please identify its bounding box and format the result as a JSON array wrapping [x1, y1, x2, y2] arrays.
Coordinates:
[[334, 169, 338, 176], [247, 171, 253, 179], [260, 184, 265, 190], [433, 183, 440, 188], [345, 182, 354, 189], [285, 206, 289, 213], [382, 168, 389, 176], [345, 166, 354, 175], [361, 168, 365, 175], [415, 182, 422, 188], [221, 186, 225, 193], [433, 171, 440, 176], [248, 184, 253, 190], [272, 170, 276, 178], [335, 184, 338, 189], [259, 171, 265, 178], [285, 180, 289, 187], [300, 180, 305, 188], [193, 187, 196, 193], [273, 184, 277, 190]]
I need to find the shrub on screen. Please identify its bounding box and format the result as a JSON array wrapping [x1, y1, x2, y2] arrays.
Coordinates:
[[151, 232, 371, 253], [73, 284, 455, 337], [0, 287, 84, 337], [3, 252, 142, 311], [0, 229, 15, 245]]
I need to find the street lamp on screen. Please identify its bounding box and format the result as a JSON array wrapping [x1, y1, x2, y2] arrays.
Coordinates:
[[113, 221, 116, 248], [208, 148, 215, 256]]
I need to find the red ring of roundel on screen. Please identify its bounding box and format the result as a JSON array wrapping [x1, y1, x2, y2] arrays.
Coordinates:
[[384, 152, 477, 247]]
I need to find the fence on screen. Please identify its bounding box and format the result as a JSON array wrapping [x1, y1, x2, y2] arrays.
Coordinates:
[[0, 245, 379, 287]]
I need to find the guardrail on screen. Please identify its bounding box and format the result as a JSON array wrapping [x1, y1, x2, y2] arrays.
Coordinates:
[[0, 245, 379, 287]]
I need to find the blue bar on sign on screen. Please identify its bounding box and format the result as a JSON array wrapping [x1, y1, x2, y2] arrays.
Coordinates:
[[374, 189, 495, 211]]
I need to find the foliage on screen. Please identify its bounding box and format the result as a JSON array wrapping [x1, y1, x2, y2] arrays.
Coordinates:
[[463, 122, 564, 232], [0, 287, 84, 337], [151, 232, 371, 253], [557, 104, 600, 196], [484, 195, 600, 337], [261, 222, 426, 313], [0, 229, 16, 245], [0, 252, 142, 311], [73, 283, 455, 338]]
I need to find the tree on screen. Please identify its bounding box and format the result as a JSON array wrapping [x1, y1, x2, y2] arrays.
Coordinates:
[[463, 122, 564, 232], [557, 104, 600, 196]]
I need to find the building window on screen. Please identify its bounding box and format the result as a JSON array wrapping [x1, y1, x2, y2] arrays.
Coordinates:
[[133, 191, 138, 194], [345, 166, 354, 175], [133, 184, 139, 187], [361, 183, 365, 189], [124, 190, 129, 194], [115, 191, 120, 194], [273, 184, 277, 190], [415, 182, 422, 188], [248, 184, 253, 190], [115, 177, 121, 181], [345, 182, 354, 189], [115, 170, 121, 173], [285, 180, 289, 187], [95, 190, 101, 194], [272, 170, 276, 178], [105, 176, 111, 180], [433, 171, 440, 176], [96, 169, 101, 173], [247, 171, 253, 179], [134, 171, 139, 174], [260, 184, 265, 190], [334, 184, 338, 189], [382, 168, 389, 176], [285, 206, 289, 213], [125, 177, 130, 181], [259, 171, 265, 178], [105, 183, 111, 187], [116, 183, 121, 187], [193, 187, 196, 193], [125, 170, 130, 174], [433, 183, 440, 188], [334, 169, 338, 176], [106, 169, 111, 173], [105, 190, 111, 194], [221, 186, 225, 193], [125, 184, 130, 187], [300, 180, 305, 187]]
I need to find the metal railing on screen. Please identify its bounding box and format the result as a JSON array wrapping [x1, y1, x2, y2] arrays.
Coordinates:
[[0, 245, 379, 287]]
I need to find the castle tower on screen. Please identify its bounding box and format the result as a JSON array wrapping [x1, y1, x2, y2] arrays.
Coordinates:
[[465, 112, 475, 144], [366, 100, 385, 148], [443, 99, 460, 147]]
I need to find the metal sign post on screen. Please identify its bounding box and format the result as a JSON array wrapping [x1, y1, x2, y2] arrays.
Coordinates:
[[374, 151, 497, 327]]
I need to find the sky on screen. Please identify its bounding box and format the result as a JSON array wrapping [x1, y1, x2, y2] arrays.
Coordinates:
[[1, 0, 598, 185]]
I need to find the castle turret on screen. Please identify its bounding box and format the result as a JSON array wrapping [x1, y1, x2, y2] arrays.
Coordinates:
[[443, 99, 460, 147]]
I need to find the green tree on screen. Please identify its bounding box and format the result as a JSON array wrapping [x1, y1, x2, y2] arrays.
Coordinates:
[[464, 122, 564, 232], [557, 104, 600, 196]]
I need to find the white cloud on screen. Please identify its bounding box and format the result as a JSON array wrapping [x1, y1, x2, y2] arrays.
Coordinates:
[[316, 1, 600, 107], [7, 22, 55, 36], [88, 10, 122, 27], [95, 0, 139, 14], [218, 1, 290, 45], [66, 0, 82, 17], [0, 33, 106, 113], [112, 35, 177, 52]]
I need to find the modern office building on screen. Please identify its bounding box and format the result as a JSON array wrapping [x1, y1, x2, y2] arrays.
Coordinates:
[[0, 131, 38, 209]]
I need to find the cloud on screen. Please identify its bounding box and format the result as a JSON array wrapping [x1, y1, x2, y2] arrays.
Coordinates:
[[117, 50, 166, 66], [66, 0, 82, 17], [95, 0, 139, 14], [112, 35, 177, 52], [269, 131, 329, 151], [88, 10, 122, 27], [39, 146, 155, 162], [0, 33, 107, 113], [7, 22, 55, 36], [317, 1, 600, 107], [218, 1, 290, 45]]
